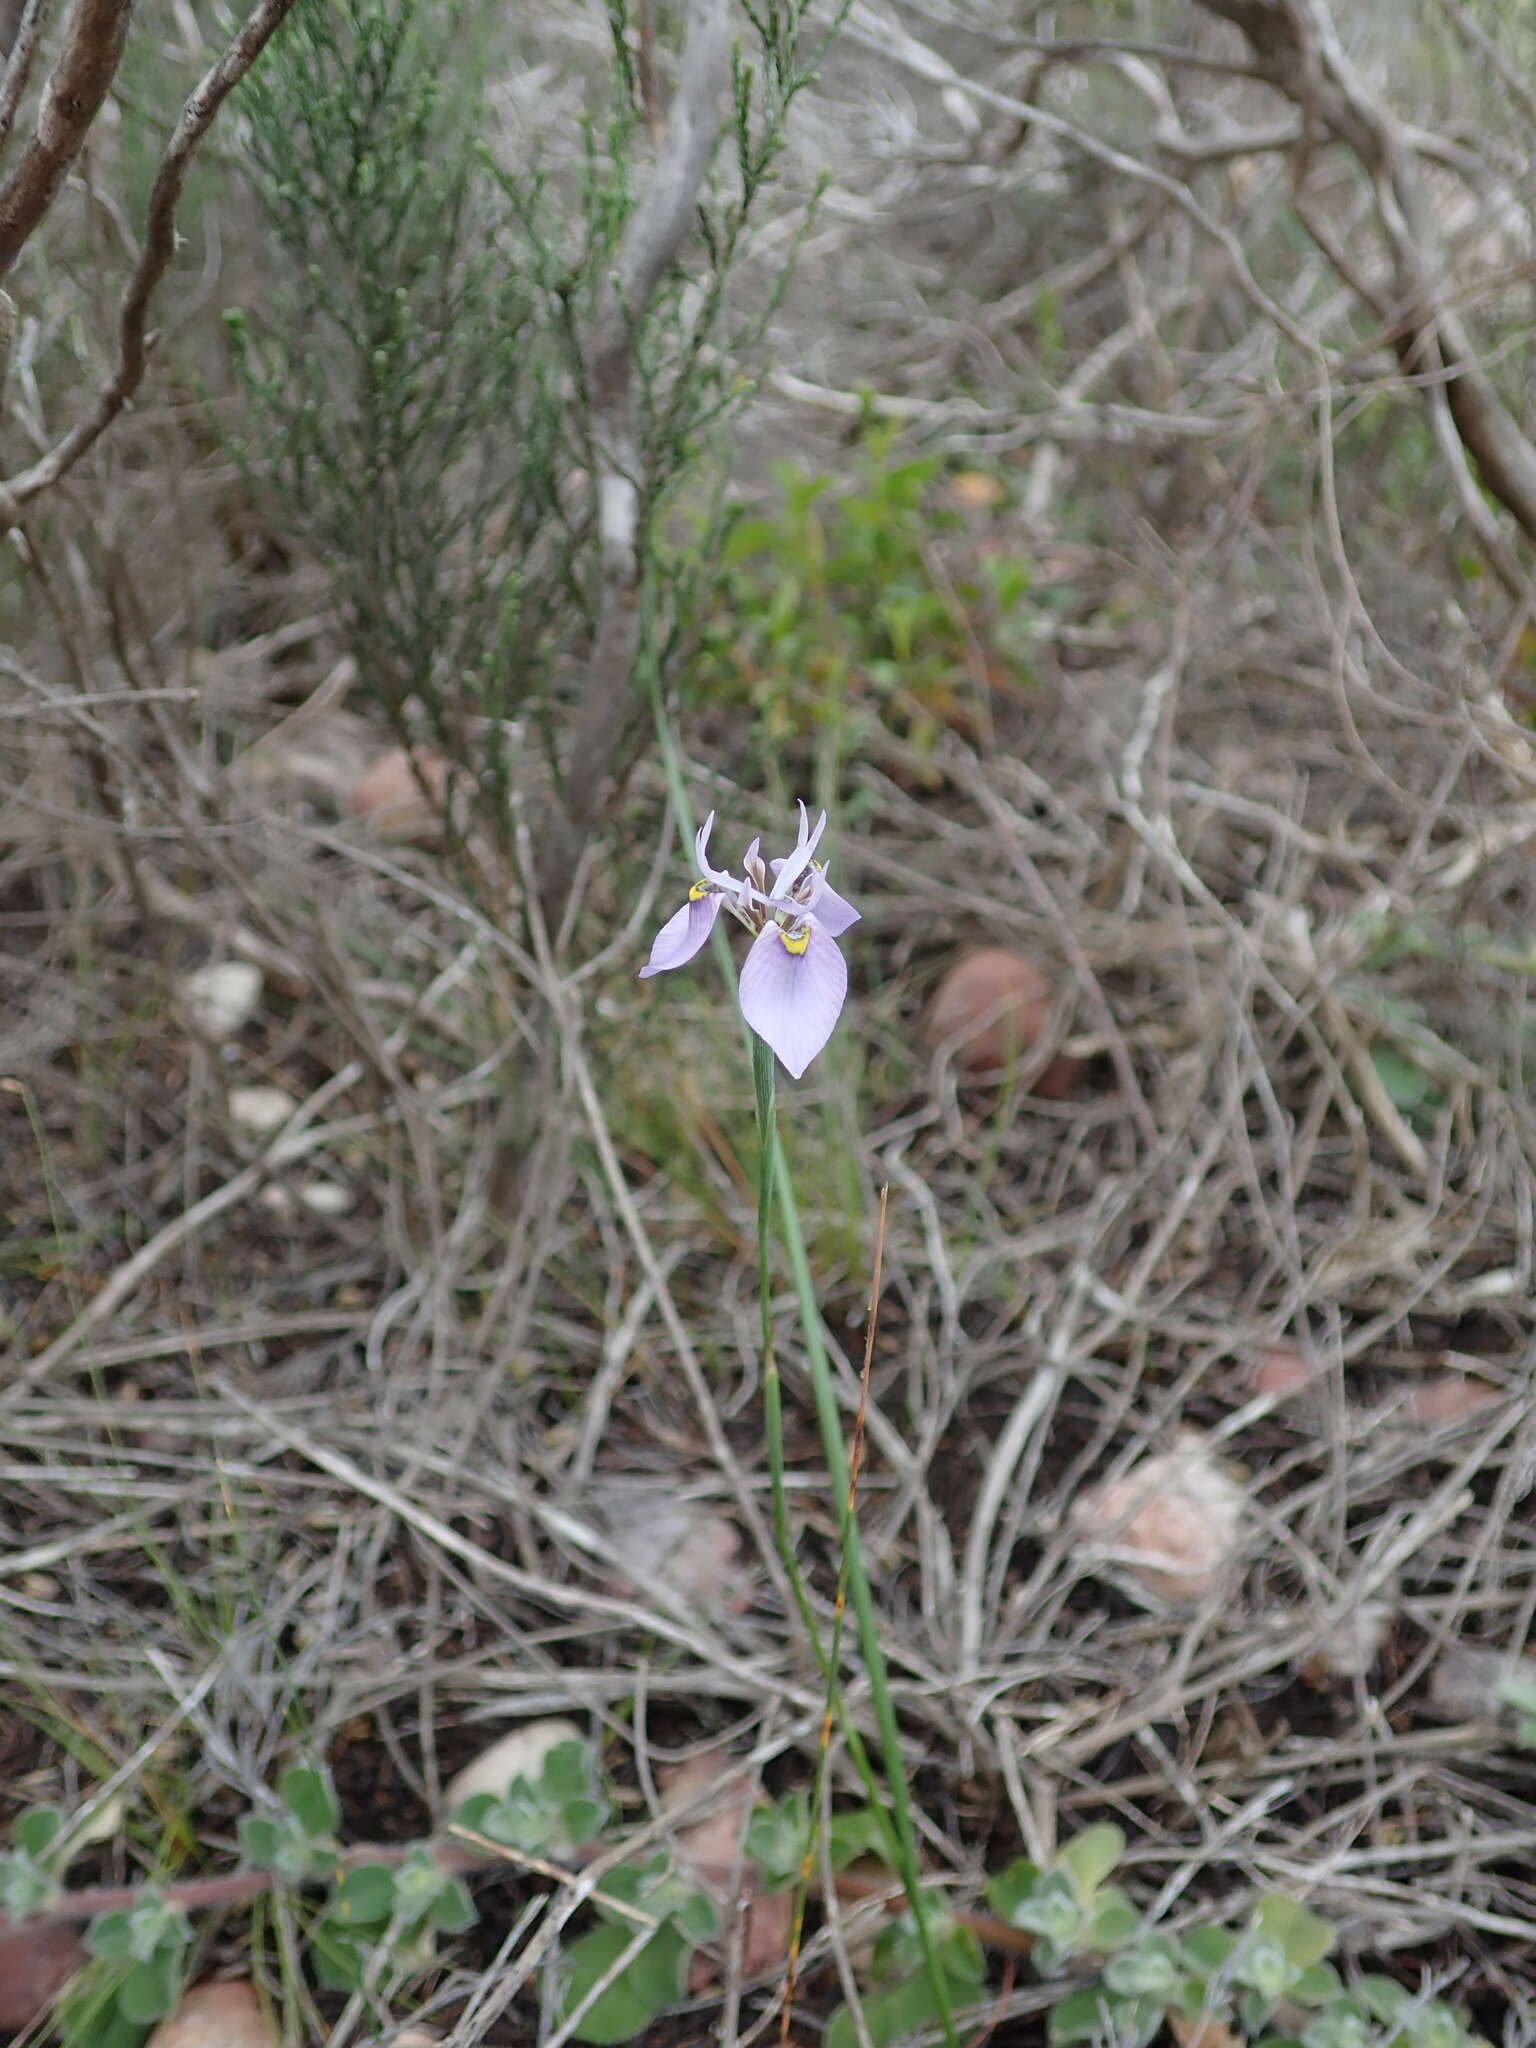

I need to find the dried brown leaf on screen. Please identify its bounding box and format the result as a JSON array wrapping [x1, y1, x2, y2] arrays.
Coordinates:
[[1069, 1430, 1245, 1605], [0, 1920, 84, 2031]]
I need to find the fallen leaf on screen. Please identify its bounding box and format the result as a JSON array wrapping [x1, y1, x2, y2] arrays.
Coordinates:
[[347, 746, 454, 843], [1243, 1345, 1317, 1400], [925, 947, 1080, 1096], [1426, 1644, 1528, 1722], [660, 1753, 794, 1987], [180, 961, 263, 1042], [228, 683, 372, 813], [1068, 1430, 1245, 1605], [597, 1490, 755, 1614], [1404, 1374, 1502, 1425], [948, 470, 1004, 508], [144, 1979, 278, 2048], [443, 1717, 584, 1819], [662, 1751, 757, 1887], [0, 1920, 83, 2031]]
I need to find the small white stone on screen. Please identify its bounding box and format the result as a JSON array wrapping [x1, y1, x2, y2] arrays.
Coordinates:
[[227, 1085, 299, 1135], [1312, 1602, 1391, 1679], [145, 1980, 277, 2048], [296, 1179, 354, 1217], [180, 961, 262, 1041]]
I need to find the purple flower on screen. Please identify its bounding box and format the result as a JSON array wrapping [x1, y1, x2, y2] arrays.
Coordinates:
[[639, 801, 860, 1077], [638, 815, 736, 979]]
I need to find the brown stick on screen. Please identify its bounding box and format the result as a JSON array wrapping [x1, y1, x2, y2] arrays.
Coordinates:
[[0, 0, 53, 149], [1196, 0, 1536, 578], [0, 0, 131, 278], [11, 1836, 1040, 1961], [0, 0, 299, 526]]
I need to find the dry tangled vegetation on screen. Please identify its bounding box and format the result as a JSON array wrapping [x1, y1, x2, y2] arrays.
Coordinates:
[[5, 0, 1536, 2042]]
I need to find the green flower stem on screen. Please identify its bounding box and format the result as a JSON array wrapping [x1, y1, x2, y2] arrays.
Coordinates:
[[768, 1113, 957, 2048], [751, 1031, 958, 2048]]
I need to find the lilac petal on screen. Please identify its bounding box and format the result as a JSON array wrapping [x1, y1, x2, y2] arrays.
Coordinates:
[[771, 803, 828, 900], [804, 869, 860, 937], [738, 922, 848, 1078], [694, 812, 741, 892], [639, 890, 720, 978]]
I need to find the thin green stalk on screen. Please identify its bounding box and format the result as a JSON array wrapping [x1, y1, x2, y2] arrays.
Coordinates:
[[768, 1128, 958, 2048], [785, 1186, 883, 2039]]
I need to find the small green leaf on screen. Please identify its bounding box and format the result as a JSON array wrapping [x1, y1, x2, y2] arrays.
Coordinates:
[[1299, 2004, 1373, 2048], [826, 1968, 953, 2048], [123, 1892, 190, 1963], [1497, 1675, 1536, 1716], [745, 1798, 806, 1890], [590, 1859, 665, 1920], [722, 515, 779, 563], [873, 1902, 973, 1985], [676, 1890, 719, 1944], [429, 1878, 477, 1934], [554, 1922, 660, 2045], [1057, 1824, 1125, 1900], [1009, 1871, 1085, 1949], [0, 1851, 55, 1917], [560, 1795, 608, 1844], [391, 1847, 449, 1921], [827, 1805, 892, 1870], [1183, 1924, 1238, 1970], [13, 1806, 64, 1857], [1089, 1886, 1142, 1949], [985, 1855, 1043, 1922], [1240, 1986, 1274, 2033], [1367, 1046, 1439, 1116], [1104, 1937, 1180, 1999], [624, 1924, 691, 2011], [1408, 2005, 1472, 2048], [1236, 1933, 1296, 2002], [1048, 1987, 1112, 2043], [541, 1740, 591, 1804], [481, 1799, 553, 1851], [238, 1815, 282, 1868], [1356, 1974, 1408, 2022], [333, 1861, 396, 1925], [84, 1909, 136, 1961], [279, 1764, 340, 1839], [1293, 1962, 1343, 2005], [1256, 1894, 1335, 1969], [310, 1921, 368, 1992], [118, 1952, 181, 2024], [935, 1920, 986, 1991], [451, 1792, 500, 1831]]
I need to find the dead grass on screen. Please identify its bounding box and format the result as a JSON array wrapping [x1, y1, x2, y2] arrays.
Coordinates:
[[6, 1, 1536, 2043]]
